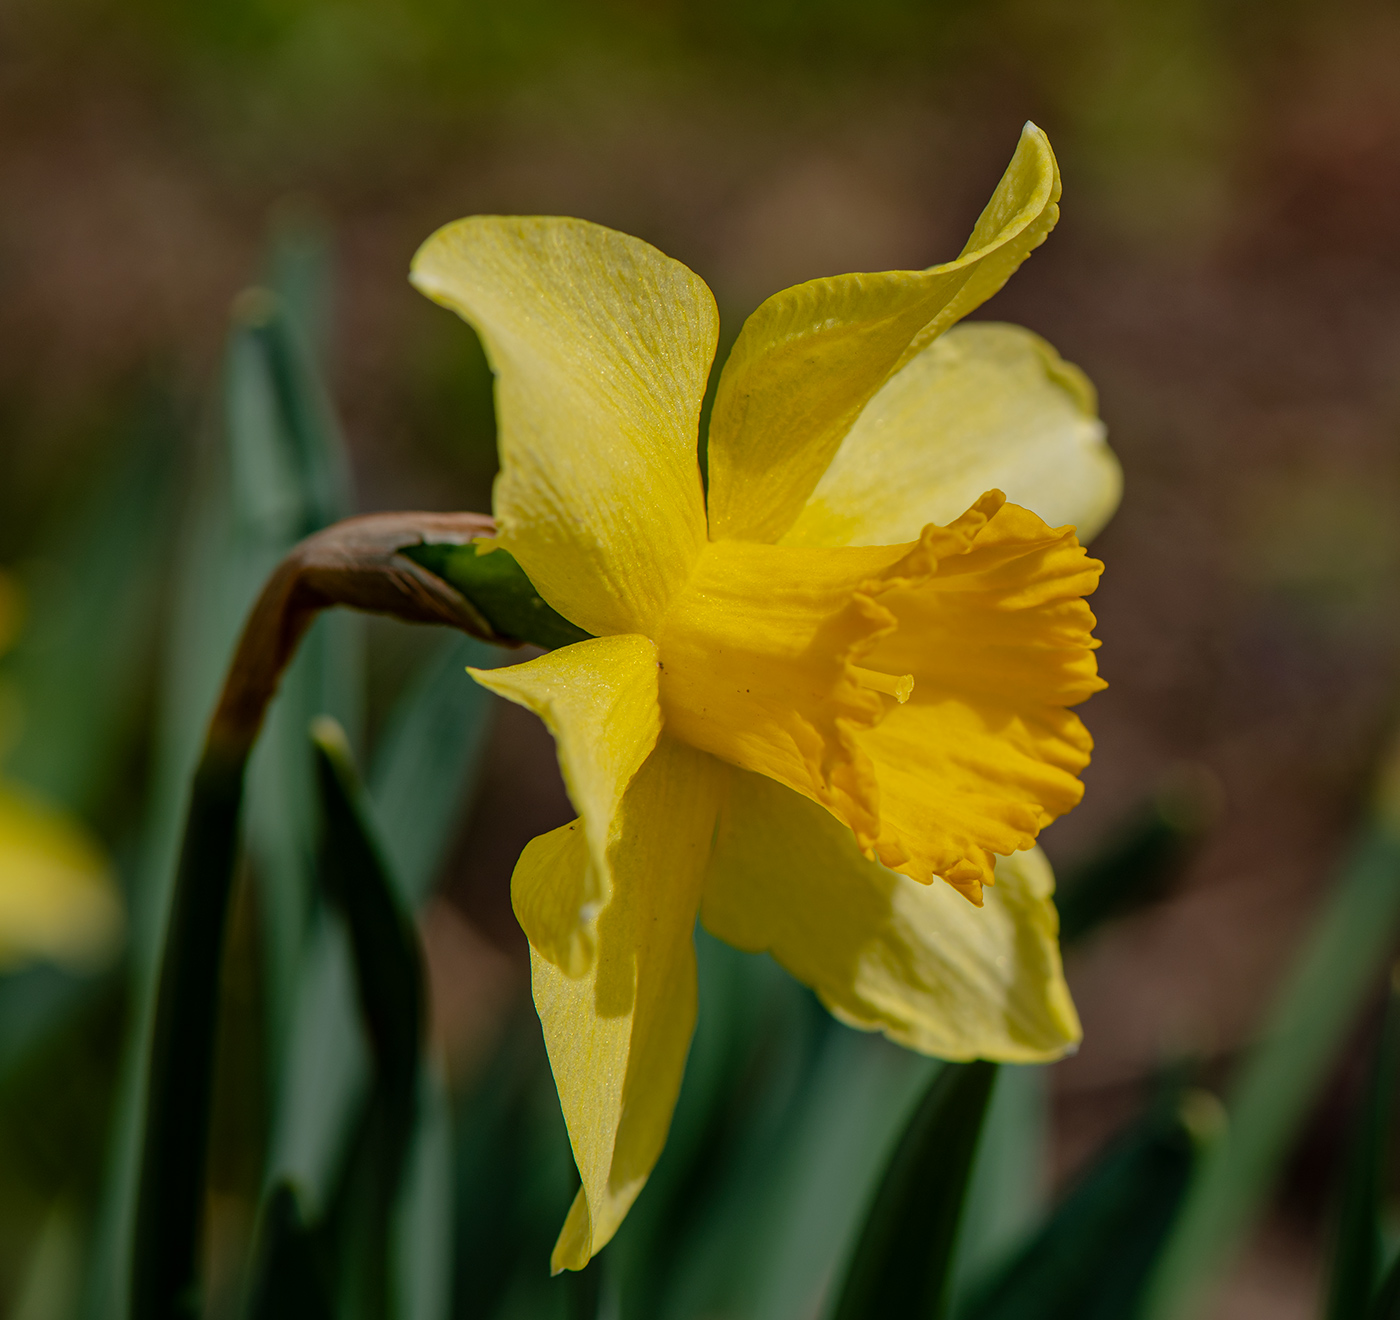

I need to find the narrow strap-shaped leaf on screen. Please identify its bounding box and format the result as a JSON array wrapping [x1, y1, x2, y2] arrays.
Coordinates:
[[1141, 764, 1400, 1320], [3, 401, 177, 813], [660, 1020, 934, 1320], [130, 749, 247, 1320], [1326, 974, 1400, 1320], [107, 260, 354, 1320], [246, 1182, 335, 1320], [448, 1005, 577, 1317], [830, 1060, 997, 1320], [569, 1259, 602, 1320], [1369, 1248, 1400, 1320], [392, 1060, 455, 1320], [964, 1086, 1207, 1320], [311, 717, 423, 1127], [233, 287, 352, 535], [0, 965, 96, 1089], [261, 634, 498, 1320], [232, 261, 362, 1081], [311, 717, 426, 1320], [369, 634, 501, 904], [946, 1064, 1049, 1311], [90, 379, 291, 1320]]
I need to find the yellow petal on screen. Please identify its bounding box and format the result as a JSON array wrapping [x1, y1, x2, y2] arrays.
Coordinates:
[[859, 499, 1103, 901], [512, 737, 726, 1271], [861, 700, 1093, 904], [783, 322, 1122, 550], [706, 123, 1061, 545], [410, 217, 717, 636], [0, 782, 123, 970], [470, 635, 661, 958], [701, 768, 1080, 1061]]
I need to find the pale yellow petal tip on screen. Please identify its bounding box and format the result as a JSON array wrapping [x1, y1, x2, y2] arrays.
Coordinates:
[[549, 1186, 594, 1275], [0, 784, 124, 971], [308, 714, 352, 762]]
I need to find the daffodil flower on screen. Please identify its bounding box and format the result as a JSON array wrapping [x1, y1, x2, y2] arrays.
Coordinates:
[[0, 572, 123, 971], [411, 122, 1119, 1272]]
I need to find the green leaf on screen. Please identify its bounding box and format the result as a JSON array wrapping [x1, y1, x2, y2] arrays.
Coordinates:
[[830, 1061, 997, 1320], [311, 717, 426, 1320], [261, 633, 499, 1270], [260, 916, 367, 1223], [1141, 798, 1400, 1320], [231, 259, 362, 1077], [266, 204, 334, 370], [608, 933, 821, 1320], [393, 1060, 456, 1320], [246, 1182, 335, 1320], [86, 240, 359, 1320], [13, 1203, 84, 1320], [129, 746, 248, 1320], [311, 717, 423, 1131], [448, 1003, 579, 1318], [2, 400, 177, 814], [369, 634, 500, 905], [946, 1065, 1049, 1311], [227, 281, 352, 536], [0, 964, 97, 1089], [963, 1084, 1209, 1320], [651, 995, 900, 1320], [404, 542, 592, 650], [1325, 975, 1400, 1320], [83, 446, 259, 1320], [1369, 1248, 1400, 1320]]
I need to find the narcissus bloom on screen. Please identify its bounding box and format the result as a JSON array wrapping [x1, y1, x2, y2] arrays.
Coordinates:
[[0, 573, 123, 970], [411, 123, 1119, 1272]]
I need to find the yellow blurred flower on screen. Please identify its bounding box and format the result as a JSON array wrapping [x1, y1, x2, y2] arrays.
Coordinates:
[[0, 572, 123, 972], [0, 783, 122, 971], [411, 123, 1119, 1271]]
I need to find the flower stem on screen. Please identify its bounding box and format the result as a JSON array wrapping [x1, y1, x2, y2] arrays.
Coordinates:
[[129, 510, 496, 1320]]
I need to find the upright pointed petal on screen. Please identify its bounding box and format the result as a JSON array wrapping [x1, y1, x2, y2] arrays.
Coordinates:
[[701, 769, 1080, 1061], [469, 635, 662, 965], [706, 123, 1060, 545], [783, 322, 1122, 550], [511, 738, 727, 1271], [411, 218, 717, 636]]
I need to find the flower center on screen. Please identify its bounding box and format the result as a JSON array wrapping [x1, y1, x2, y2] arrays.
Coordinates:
[[850, 665, 914, 704]]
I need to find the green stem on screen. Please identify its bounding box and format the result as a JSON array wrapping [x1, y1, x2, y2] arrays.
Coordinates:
[[126, 510, 496, 1320], [131, 745, 249, 1320]]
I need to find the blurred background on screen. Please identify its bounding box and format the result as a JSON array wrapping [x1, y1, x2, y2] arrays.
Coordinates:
[[3, 1, 1400, 1316]]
